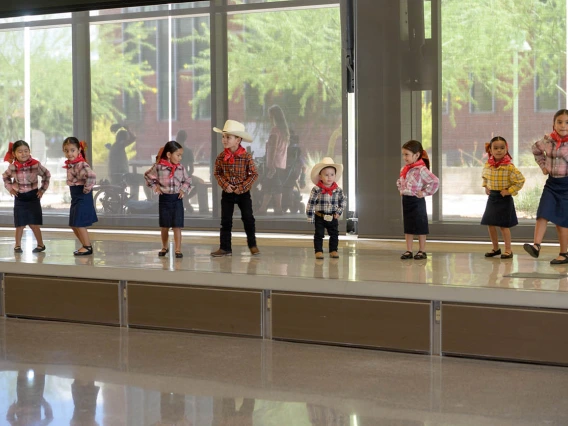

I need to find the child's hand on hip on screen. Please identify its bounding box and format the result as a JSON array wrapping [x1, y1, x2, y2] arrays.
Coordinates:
[[37, 190, 43, 199], [178, 192, 184, 199], [485, 187, 490, 195], [9, 189, 18, 197], [416, 190, 424, 198], [154, 186, 163, 194], [500, 189, 511, 197], [333, 213, 340, 219]]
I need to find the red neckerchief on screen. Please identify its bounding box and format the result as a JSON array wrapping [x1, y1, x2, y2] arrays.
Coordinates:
[[13, 158, 39, 169], [487, 154, 512, 168], [400, 159, 425, 179], [317, 181, 338, 195], [64, 154, 86, 169], [550, 131, 568, 150], [224, 145, 246, 164], [158, 158, 181, 178]]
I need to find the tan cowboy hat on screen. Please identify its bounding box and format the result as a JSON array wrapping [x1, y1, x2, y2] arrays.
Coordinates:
[[310, 157, 343, 185], [213, 120, 253, 142]]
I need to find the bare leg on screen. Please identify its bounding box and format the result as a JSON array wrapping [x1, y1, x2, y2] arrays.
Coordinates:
[[533, 217, 548, 244], [500, 227, 512, 254], [161, 228, 169, 249], [418, 235, 427, 252], [73, 227, 91, 253], [15, 226, 24, 247], [272, 193, 283, 214], [405, 234, 413, 252], [29, 225, 44, 247], [173, 228, 182, 253], [487, 226, 499, 251], [556, 225, 568, 260]]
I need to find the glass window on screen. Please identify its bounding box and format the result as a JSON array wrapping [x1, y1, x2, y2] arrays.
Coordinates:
[[0, 26, 73, 217], [440, 0, 563, 221], [226, 6, 342, 218]]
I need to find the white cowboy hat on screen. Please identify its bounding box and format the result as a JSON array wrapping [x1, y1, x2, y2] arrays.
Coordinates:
[[213, 120, 253, 142], [310, 157, 343, 185]]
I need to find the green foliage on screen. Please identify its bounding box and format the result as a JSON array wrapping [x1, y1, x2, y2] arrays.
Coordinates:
[[182, 7, 342, 121], [442, 0, 565, 123], [516, 185, 543, 219]]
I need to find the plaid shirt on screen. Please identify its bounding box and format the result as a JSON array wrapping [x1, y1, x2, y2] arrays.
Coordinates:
[[532, 134, 568, 178], [144, 163, 191, 194], [306, 185, 347, 223], [214, 151, 258, 193], [482, 162, 525, 196], [3, 161, 51, 194], [66, 161, 97, 193], [396, 166, 439, 196]]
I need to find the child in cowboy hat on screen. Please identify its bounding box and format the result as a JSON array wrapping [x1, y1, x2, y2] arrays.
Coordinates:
[[211, 120, 260, 257], [306, 157, 347, 259]]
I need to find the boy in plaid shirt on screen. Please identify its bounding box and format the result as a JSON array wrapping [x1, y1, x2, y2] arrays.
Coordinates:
[[211, 120, 260, 257], [306, 157, 347, 259]]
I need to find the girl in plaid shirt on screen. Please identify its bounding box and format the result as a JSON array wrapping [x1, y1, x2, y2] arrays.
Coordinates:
[[397, 140, 439, 260], [63, 137, 98, 256], [144, 141, 191, 258], [481, 136, 525, 259], [2, 140, 51, 253], [524, 109, 568, 264]]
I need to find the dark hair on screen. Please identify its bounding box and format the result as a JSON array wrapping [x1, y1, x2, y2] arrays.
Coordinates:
[[320, 166, 336, 175], [486, 136, 510, 158], [554, 109, 568, 122], [12, 140, 30, 152], [175, 130, 188, 145], [402, 139, 430, 169], [158, 141, 183, 161], [63, 136, 88, 162], [268, 105, 290, 141], [115, 129, 129, 143]]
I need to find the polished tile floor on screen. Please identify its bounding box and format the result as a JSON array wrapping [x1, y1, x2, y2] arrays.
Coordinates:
[[1, 228, 568, 293], [1, 230, 568, 425], [1, 318, 568, 426]]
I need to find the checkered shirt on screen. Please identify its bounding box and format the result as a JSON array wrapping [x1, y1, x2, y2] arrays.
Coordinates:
[[3, 161, 51, 194], [396, 166, 439, 197], [481, 162, 525, 196], [306, 185, 347, 224], [213, 151, 258, 193], [144, 163, 191, 194], [66, 161, 97, 193], [532, 134, 568, 178]]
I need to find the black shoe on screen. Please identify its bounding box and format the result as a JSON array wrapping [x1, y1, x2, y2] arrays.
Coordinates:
[[414, 251, 427, 260], [550, 253, 568, 264], [400, 251, 413, 259], [32, 245, 46, 253], [484, 248, 501, 257], [74, 245, 93, 256], [523, 243, 540, 258], [13, 246, 23, 253], [158, 248, 169, 257], [175, 251, 183, 258], [500, 251, 513, 259]]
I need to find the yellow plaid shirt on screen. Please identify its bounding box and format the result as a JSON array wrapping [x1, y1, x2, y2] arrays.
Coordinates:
[[481, 163, 525, 196]]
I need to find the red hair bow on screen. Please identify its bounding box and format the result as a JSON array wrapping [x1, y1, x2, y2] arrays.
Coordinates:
[[3, 142, 14, 163]]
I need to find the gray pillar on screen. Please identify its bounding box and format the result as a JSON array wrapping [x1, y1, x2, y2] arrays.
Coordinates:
[[72, 11, 92, 151], [356, 0, 410, 237]]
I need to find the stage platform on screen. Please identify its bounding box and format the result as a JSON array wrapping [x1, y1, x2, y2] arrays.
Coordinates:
[[1, 228, 568, 366]]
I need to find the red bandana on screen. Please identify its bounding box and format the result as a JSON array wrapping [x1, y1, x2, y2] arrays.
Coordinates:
[[3, 142, 14, 163], [487, 154, 512, 168], [399, 159, 425, 179], [13, 158, 39, 169], [550, 131, 568, 150], [64, 154, 86, 169], [158, 158, 181, 178], [223, 146, 246, 164], [317, 181, 338, 195]]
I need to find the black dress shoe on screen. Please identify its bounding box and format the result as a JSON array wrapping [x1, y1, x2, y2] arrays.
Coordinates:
[[523, 243, 540, 258], [550, 253, 568, 264], [32, 245, 46, 253], [484, 248, 501, 257], [74, 245, 93, 256]]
